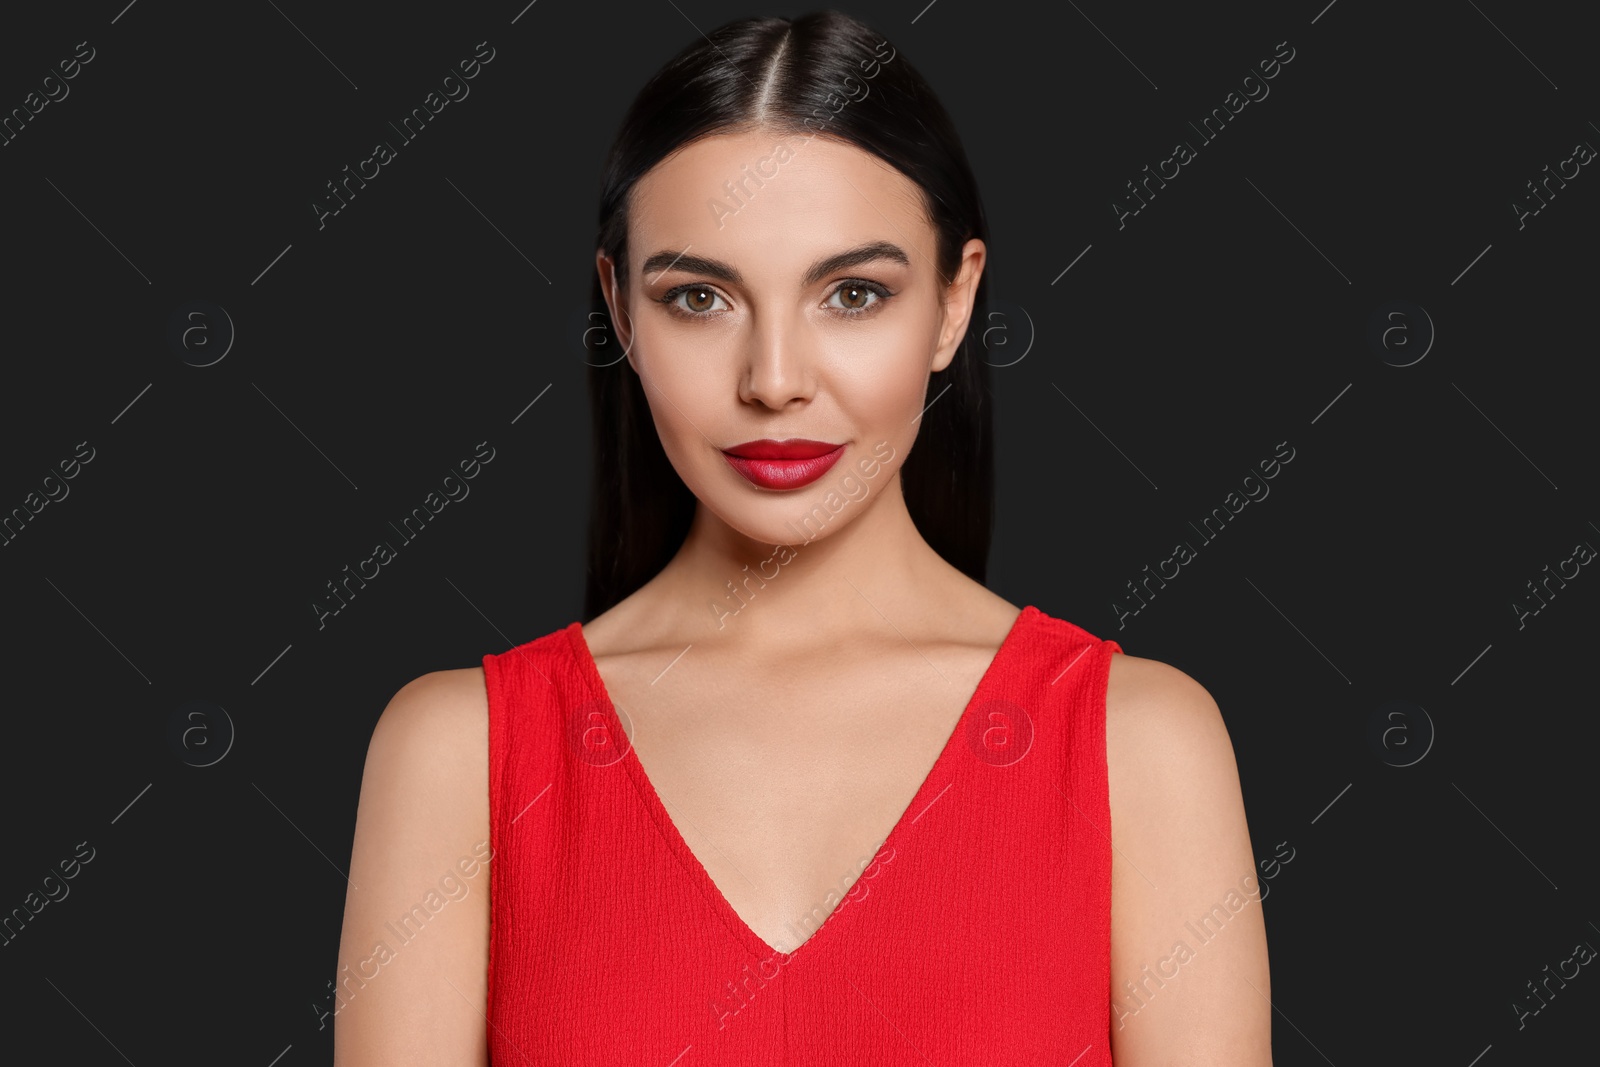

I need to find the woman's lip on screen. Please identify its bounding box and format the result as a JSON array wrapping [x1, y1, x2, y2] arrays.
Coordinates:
[[721, 445, 845, 490], [723, 438, 842, 460]]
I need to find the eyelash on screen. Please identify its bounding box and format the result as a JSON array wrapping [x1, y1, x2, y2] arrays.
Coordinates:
[[658, 279, 894, 320]]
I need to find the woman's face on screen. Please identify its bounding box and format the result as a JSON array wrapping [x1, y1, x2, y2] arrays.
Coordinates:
[[598, 128, 984, 550]]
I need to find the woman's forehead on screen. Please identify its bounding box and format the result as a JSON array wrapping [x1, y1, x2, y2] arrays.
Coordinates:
[[627, 130, 935, 279]]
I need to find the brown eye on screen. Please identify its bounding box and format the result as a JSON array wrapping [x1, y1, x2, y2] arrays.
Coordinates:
[[825, 280, 889, 314], [665, 286, 728, 315]]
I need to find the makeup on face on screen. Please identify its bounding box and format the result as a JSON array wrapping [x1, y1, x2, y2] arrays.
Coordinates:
[[720, 438, 845, 490], [617, 130, 967, 546]]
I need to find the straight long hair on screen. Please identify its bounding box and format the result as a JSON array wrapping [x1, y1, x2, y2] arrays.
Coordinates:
[[583, 9, 993, 620]]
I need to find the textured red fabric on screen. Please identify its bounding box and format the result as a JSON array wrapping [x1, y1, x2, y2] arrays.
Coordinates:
[[482, 604, 1123, 1063]]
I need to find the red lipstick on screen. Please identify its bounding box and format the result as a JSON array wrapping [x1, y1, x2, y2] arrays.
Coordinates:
[[721, 438, 844, 490]]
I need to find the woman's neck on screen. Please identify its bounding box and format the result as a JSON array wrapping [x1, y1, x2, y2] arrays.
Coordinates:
[[639, 474, 964, 648]]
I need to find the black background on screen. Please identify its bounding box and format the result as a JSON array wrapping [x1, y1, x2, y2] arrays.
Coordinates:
[[1, 0, 1594, 1063]]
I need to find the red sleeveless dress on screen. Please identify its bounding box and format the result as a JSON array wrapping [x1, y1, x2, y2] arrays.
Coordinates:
[[482, 604, 1123, 1064]]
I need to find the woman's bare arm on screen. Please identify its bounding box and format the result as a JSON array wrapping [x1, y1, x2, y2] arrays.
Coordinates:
[[1106, 654, 1272, 1064], [333, 668, 491, 1066]]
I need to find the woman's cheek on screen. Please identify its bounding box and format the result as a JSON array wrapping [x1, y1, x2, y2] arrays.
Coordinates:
[[634, 326, 712, 416], [838, 355, 933, 436], [631, 360, 699, 465]]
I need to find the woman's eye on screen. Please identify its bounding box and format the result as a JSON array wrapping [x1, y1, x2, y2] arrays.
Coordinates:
[[826, 281, 888, 313], [662, 281, 889, 317], [666, 286, 728, 314]]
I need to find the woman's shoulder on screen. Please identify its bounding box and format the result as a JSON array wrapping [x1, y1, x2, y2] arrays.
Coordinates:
[[1098, 655, 1268, 1055], [1105, 652, 1229, 758], [1022, 608, 1229, 753], [364, 668, 490, 784], [385, 616, 587, 750], [1105, 651, 1216, 720], [340, 667, 492, 1059], [378, 667, 489, 735], [353, 671, 491, 896], [1103, 651, 1239, 828]]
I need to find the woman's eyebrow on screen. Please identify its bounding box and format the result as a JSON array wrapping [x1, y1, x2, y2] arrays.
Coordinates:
[[802, 241, 910, 284], [637, 240, 911, 287]]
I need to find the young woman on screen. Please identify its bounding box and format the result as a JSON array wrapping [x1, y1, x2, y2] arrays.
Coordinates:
[[335, 11, 1270, 1065]]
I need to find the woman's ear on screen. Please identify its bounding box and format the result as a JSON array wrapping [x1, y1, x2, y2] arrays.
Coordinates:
[[595, 250, 636, 369], [931, 238, 986, 374]]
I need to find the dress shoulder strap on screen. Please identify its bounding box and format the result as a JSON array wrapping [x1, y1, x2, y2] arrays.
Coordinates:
[[481, 626, 590, 862]]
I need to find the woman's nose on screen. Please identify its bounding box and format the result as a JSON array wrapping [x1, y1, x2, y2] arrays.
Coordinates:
[[739, 309, 815, 408]]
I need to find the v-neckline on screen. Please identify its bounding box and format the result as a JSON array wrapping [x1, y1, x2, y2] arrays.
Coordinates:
[[566, 605, 1038, 961]]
